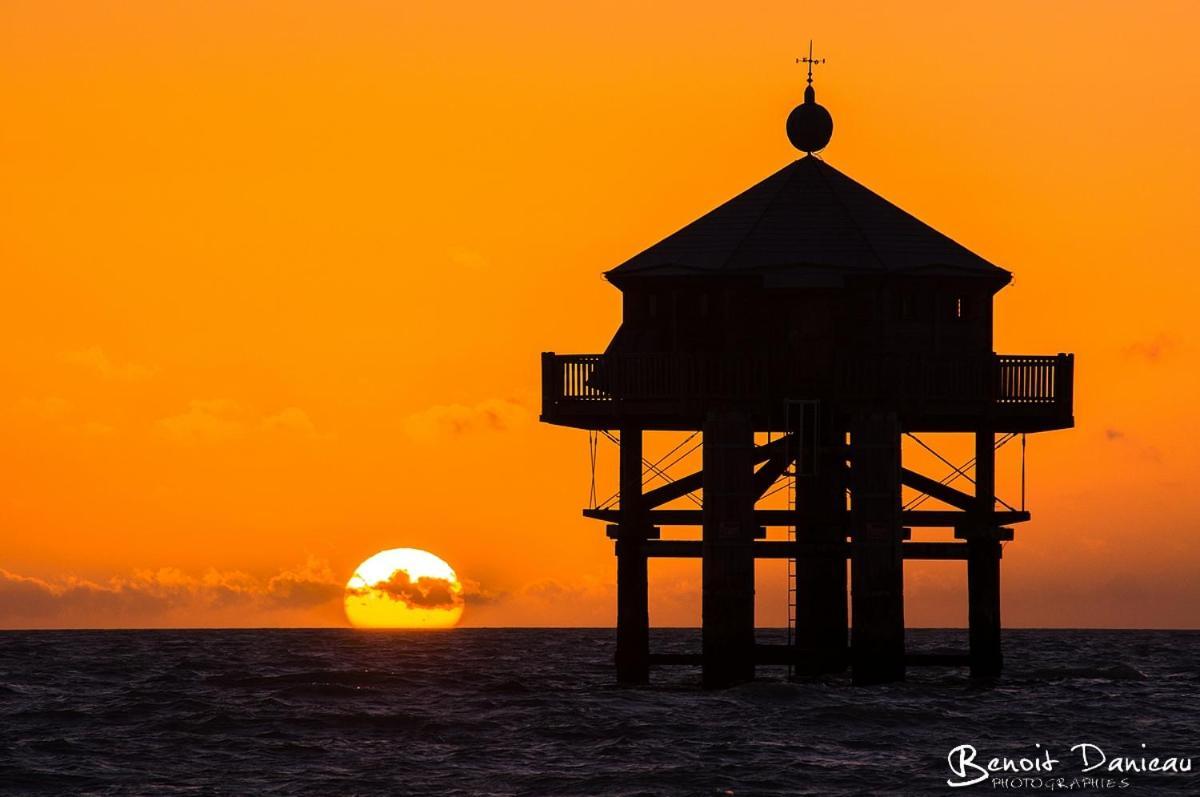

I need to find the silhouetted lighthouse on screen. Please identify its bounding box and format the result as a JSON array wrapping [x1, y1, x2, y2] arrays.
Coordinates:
[[540, 49, 1074, 687]]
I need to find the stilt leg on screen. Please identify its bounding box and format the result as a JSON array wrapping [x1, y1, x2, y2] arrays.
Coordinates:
[[968, 537, 1003, 678], [969, 428, 1002, 678], [793, 414, 849, 675], [702, 410, 756, 688], [849, 412, 905, 685], [615, 426, 649, 684]]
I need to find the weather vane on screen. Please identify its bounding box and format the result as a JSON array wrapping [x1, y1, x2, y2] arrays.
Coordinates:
[[796, 40, 825, 85]]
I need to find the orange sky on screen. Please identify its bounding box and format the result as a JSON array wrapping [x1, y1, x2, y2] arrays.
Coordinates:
[[2, 1, 1198, 629]]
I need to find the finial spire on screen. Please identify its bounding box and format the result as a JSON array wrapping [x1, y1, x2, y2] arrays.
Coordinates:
[[786, 42, 833, 154], [798, 40, 825, 87]]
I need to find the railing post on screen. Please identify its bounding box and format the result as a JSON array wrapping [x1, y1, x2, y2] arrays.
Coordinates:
[[989, 353, 1000, 404], [541, 352, 557, 414], [1056, 353, 1074, 417]]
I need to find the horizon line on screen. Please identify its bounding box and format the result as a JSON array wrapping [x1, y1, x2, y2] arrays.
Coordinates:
[[2, 625, 1198, 633]]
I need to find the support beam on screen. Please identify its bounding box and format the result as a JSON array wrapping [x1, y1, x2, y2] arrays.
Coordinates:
[[606, 524, 660, 540], [954, 526, 1013, 542], [640, 470, 703, 509], [701, 410, 756, 688], [615, 426, 649, 684], [642, 540, 981, 560], [849, 412, 906, 685], [649, 649, 977, 668], [900, 467, 975, 511], [584, 508, 1030, 527], [752, 444, 794, 499], [969, 428, 1003, 678]]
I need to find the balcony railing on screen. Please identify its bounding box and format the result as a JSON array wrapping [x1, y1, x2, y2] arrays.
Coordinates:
[[542, 351, 1074, 424]]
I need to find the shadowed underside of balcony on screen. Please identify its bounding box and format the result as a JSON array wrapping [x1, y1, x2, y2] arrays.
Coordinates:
[[541, 351, 1074, 433]]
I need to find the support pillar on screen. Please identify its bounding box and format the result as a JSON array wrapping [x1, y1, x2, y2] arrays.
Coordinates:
[[701, 410, 756, 688], [968, 537, 1002, 678], [969, 428, 1002, 678], [615, 426, 649, 684], [793, 412, 849, 675], [848, 412, 905, 685]]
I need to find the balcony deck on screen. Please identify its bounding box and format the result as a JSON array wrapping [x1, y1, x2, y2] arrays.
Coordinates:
[[541, 352, 1074, 433]]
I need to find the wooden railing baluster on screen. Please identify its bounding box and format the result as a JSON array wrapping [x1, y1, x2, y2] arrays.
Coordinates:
[[544, 352, 1071, 422]]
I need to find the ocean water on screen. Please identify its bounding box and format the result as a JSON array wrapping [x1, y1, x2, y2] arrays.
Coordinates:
[[0, 629, 1197, 796]]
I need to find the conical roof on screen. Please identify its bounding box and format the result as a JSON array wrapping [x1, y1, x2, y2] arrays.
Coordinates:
[[606, 156, 1010, 289]]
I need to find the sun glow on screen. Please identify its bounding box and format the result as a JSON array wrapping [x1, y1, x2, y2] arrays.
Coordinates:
[[344, 548, 464, 629]]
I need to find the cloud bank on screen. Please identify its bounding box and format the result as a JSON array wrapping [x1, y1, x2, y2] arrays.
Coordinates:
[[61, 347, 154, 381], [403, 399, 530, 440], [0, 560, 343, 629], [349, 569, 463, 610], [0, 562, 510, 629]]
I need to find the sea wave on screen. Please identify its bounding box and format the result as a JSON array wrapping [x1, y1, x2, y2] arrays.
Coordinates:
[[0, 628, 1196, 795]]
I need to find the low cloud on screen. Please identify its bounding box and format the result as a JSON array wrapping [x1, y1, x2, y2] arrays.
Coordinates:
[[14, 397, 119, 437], [403, 398, 530, 440], [459, 575, 656, 627], [15, 396, 71, 420], [1002, 573, 1200, 629], [1124, 334, 1179, 364], [518, 578, 614, 604], [0, 560, 344, 628], [1100, 427, 1160, 462], [159, 402, 322, 443], [262, 559, 344, 608], [158, 399, 244, 442], [460, 578, 506, 606], [260, 407, 318, 437], [62, 347, 154, 381], [79, 421, 117, 437], [350, 569, 463, 610], [447, 246, 489, 271]]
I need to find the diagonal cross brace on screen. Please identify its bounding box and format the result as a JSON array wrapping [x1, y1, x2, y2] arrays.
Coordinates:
[[638, 435, 793, 509], [753, 447, 795, 499], [900, 467, 975, 512]]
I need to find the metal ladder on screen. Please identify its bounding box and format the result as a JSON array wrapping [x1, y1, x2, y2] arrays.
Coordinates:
[[786, 459, 798, 678], [783, 400, 801, 679], [783, 399, 817, 679]]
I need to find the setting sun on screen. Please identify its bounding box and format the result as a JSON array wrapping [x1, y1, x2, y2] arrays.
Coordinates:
[[344, 548, 464, 629]]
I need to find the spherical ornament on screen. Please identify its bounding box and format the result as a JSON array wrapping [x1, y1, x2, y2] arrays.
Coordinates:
[[787, 99, 834, 154]]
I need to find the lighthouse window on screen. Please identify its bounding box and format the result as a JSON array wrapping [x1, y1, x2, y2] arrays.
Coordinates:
[[953, 295, 971, 321]]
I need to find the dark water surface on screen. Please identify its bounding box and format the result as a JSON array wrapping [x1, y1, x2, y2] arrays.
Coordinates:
[[0, 629, 1197, 795]]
